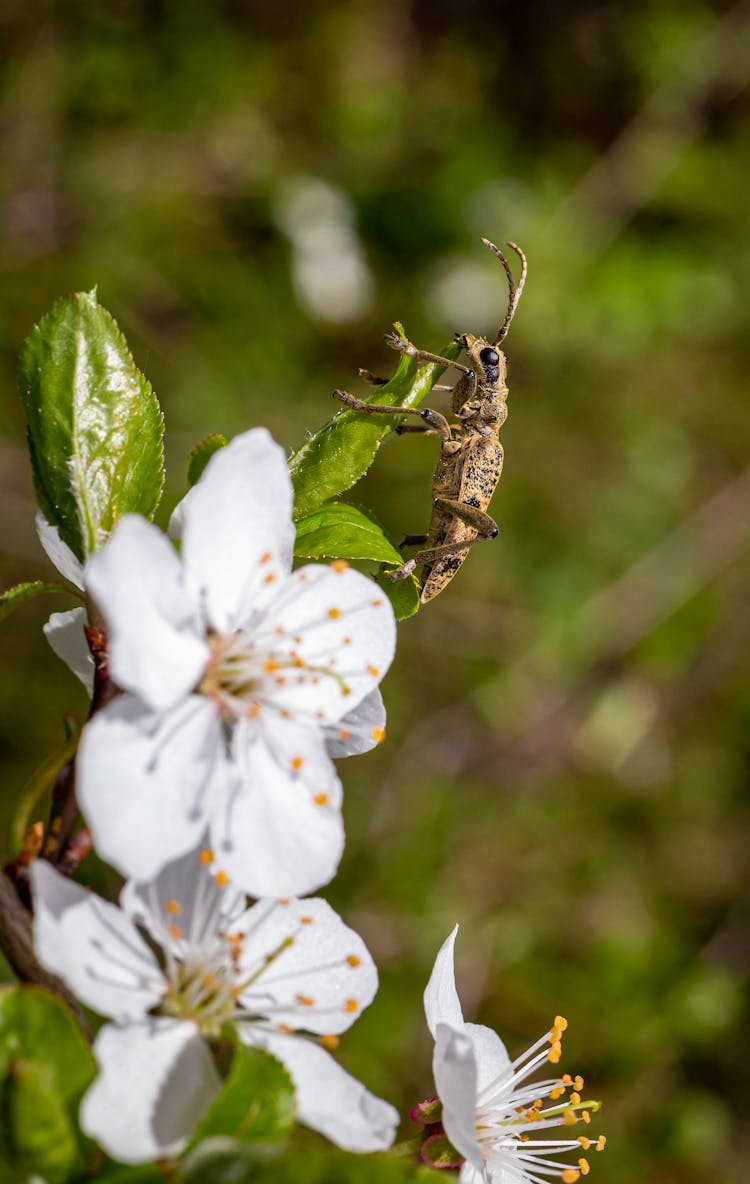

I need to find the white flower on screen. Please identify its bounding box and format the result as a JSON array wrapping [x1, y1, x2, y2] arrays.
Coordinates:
[[35, 512, 95, 693], [31, 848, 399, 1165], [423, 928, 605, 1184], [74, 428, 396, 897]]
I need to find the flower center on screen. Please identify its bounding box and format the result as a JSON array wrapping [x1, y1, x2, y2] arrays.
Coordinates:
[[161, 942, 240, 1036], [199, 627, 350, 723]]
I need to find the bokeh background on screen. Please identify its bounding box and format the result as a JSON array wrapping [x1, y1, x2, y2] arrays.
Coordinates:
[[2, 1, 750, 1180]]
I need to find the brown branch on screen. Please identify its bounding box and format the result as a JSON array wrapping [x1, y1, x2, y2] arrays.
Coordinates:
[[0, 869, 89, 1034]]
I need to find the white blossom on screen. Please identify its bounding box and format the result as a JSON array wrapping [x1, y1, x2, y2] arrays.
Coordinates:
[[74, 428, 396, 897], [31, 849, 398, 1165], [424, 928, 605, 1184]]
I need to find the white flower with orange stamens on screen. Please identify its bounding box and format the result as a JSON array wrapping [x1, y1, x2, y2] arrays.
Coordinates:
[[31, 848, 398, 1165], [422, 928, 605, 1184], [75, 428, 396, 897]]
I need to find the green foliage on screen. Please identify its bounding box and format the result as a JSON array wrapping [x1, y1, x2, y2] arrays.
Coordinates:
[[18, 291, 164, 561], [0, 580, 79, 623], [191, 1044, 295, 1147], [289, 328, 460, 521], [187, 433, 229, 487], [0, 986, 95, 1183], [294, 503, 402, 565]]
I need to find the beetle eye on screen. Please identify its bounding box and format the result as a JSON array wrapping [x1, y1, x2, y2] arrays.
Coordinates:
[[480, 347, 499, 366]]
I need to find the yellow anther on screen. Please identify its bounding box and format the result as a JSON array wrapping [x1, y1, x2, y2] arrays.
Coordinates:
[[199, 849, 214, 864], [570, 1092, 581, 1106], [321, 1033, 340, 1049], [313, 793, 329, 806], [263, 572, 276, 585], [164, 900, 182, 916], [561, 1074, 573, 1086], [215, 870, 229, 888], [296, 994, 315, 1007], [578, 1159, 590, 1176], [300, 915, 313, 925], [167, 923, 183, 940], [330, 560, 349, 572], [520, 1135, 529, 1142], [290, 756, 305, 772], [563, 1110, 578, 1126], [596, 1136, 606, 1152], [574, 1075, 584, 1091], [327, 607, 341, 619], [260, 552, 272, 564], [532, 1099, 543, 1110], [577, 1137, 590, 1150], [548, 1041, 562, 1063], [346, 954, 362, 967], [264, 659, 279, 673], [371, 726, 385, 743], [344, 998, 359, 1013], [366, 664, 380, 677], [371, 598, 384, 607], [582, 1111, 591, 1125], [561, 1171, 580, 1184], [343, 636, 352, 645], [555, 1015, 568, 1031], [550, 1087, 565, 1100]]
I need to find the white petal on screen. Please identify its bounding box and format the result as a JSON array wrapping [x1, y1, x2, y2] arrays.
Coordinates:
[[211, 720, 344, 897], [43, 608, 94, 694], [433, 1024, 482, 1168], [35, 512, 84, 589], [30, 861, 162, 1022], [84, 515, 208, 710], [121, 843, 246, 955], [464, 1022, 511, 1100], [80, 1020, 220, 1164], [325, 690, 386, 758], [459, 1164, 485, 1184], [77, 694, 226, 881], [263, 565, 396, 719], [174, 428, 295, 633], [246, 1032, 398, 1152], [236, 898, 378, 1035], [424, 926, 464, 1038]]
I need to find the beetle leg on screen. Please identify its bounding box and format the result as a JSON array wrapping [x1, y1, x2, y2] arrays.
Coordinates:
[[399, 533, 429, 548], [357, 368, 389, 386], [385, 329, 478, 399], [334, 389, 456, 448], [384, 500, 498, 580]]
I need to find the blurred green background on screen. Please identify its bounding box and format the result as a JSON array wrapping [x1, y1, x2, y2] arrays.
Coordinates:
[[1, 1, 750, 1180]]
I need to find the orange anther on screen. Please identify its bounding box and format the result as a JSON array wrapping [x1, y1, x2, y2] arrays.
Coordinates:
[[328, 607, 341, 619], [596, 1136, 606, 1151], [201, 973, 217, 988], [313, 793, 329, 806], [164, 899, 182, 916], [215, 871, 229, 888], [548, 1042, 562, 1064], [260, 552, 272, 564], [371, 726, 385, 743], [563, 1110, 578, 1126], [582, 1111, 591, 1125], [199, 849, 214, 864], [300, 916, 313, 925], [277, 1022, 293, 1033], [344, 998, 358, 1013], [247, 701, 262, 718], [321, 1033, 340, 1049], [574, 1076, 584, 1092], [555, 1015, 568, 1031], [371, 598, 384, 607], [263, 572, 276, 585], [330, 560, 349, 573], [296, 994, 315, 1007], [280, 708, 292, 719], [343, 636, 352, 645], [338, 728, 351, 741], [278, 897, 291, 905], [167, 923, 183, 940], [561, 1171, 580, 1184], [291, 756, 305, 772], [264, 659, 279, 673], [346, 954, 362, 967], [578, 1159, 590, 1176], [570, 1092, 581, 1106], [577, 1137, 590, 1151], [366, 664, 380, 677]]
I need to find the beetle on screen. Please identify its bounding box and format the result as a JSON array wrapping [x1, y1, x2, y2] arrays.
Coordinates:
[[334, 237, 526, 604]]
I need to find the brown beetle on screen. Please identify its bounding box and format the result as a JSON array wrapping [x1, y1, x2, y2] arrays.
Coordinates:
[[334, 238, 526, 603]]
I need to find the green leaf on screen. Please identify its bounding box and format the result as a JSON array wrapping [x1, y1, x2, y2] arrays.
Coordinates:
[[247, 1144, 437, 1184], [191, 1045, 295, 1147], [294, 503, 404, 566], [377, 571, 421, 621], [0, 580, 80, 624], [0, 986, 96, 1183], [18, 290, 165, 561], [289, 325, 460, 521], [187, 433, 228, 487], [181, 1137, 275, 1184]]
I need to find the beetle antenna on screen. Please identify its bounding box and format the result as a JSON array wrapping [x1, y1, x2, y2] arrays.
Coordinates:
[[480, 238, 527, 344]]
